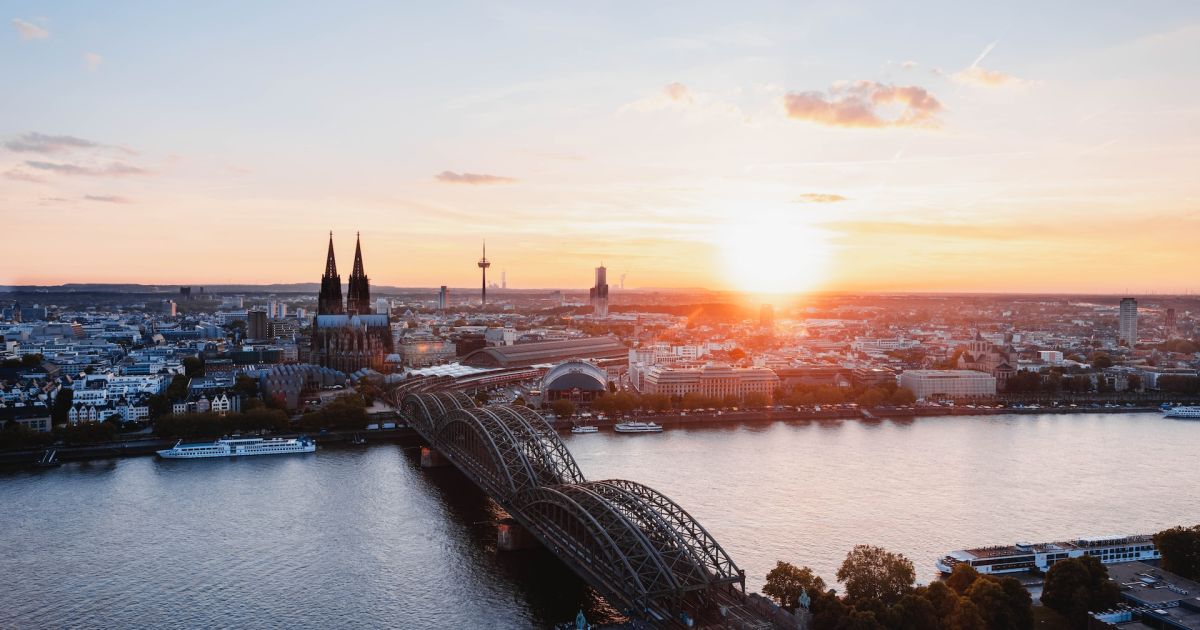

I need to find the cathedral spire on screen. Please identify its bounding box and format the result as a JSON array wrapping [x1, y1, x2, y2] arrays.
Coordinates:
[[324, 231, 338, 279], [351, 231, 365, 278], [318, 231, 344, 315], [347, 232, 371, 315]]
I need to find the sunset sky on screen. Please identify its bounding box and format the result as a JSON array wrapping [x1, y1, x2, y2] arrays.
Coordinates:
[[3, 2, 1198, 293]]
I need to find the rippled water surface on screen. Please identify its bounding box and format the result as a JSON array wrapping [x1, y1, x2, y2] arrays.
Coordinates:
[[1, 413, 1196, 628]]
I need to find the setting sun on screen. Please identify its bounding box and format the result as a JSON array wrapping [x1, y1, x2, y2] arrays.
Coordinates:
[[719, 216, 833, 294]]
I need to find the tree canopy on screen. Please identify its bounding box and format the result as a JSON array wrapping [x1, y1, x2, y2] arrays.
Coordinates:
[[1155, 525, 1200, 581], [1040, 556, 1119, 627]]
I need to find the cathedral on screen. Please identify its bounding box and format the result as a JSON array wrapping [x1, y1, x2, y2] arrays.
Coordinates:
[[310, 233, 394, 373]]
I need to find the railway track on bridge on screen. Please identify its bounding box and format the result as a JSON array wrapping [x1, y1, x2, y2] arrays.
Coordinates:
[[392, 387, 794, 629]]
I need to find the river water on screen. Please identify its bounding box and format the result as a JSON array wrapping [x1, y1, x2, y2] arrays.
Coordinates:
[[1, 413, 1195, 628]]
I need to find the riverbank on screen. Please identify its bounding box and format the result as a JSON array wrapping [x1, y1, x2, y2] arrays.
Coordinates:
[[0, 427, 416, 466], [551, 404, 1164, 431]]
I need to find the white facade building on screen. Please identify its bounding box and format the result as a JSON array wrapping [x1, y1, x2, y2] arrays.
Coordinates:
[[899, 370, 996, 400]]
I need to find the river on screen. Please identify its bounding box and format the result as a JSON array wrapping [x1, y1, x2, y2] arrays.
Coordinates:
[[1, 412, 1195, 628]]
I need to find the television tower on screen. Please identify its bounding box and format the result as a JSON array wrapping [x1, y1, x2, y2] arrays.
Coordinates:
[[477, 240, 491, 307]]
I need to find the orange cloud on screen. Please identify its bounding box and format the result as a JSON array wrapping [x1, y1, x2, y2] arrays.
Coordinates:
[[435, 171, 516, 185], [795, 193, 848, 203], [783, 81, 942, 128], [664, 82, 693, 103], [953, 66, 1026, 87]]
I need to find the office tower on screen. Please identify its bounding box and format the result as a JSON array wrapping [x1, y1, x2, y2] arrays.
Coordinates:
[[760, 304, 774, 329], [247, 310, 268, 339], [1119, 298, 1138, 345], [162, 300, 177, 316], [477, 241, 491, 306], [590, 265, 609, 319], [1165, 308, 1177, 338], [501, 270, 507, 289], [438, 286, 449, 312]]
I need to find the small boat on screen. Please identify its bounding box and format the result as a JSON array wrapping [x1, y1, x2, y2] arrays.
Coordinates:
[[614, 421, 663, 434], [570, 425, 599, 434], [351, 434, 368, 445], [34, 449, 62, 468]]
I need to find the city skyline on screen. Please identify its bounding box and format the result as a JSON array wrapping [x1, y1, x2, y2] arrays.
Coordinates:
[[3, 2, 1200, 293]]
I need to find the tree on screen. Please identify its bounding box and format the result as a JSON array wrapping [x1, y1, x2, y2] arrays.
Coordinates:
[[51, 387, 74, 425], [836, 545, 916, 607], [966, 575, 1033, 630], [743, 392, 769, 408], [233, 375, 259, 398], [512, 396, 527, 407], [1041, 556, 1119, 627], [21, 353, 45, 368], [165, 374, 189, 402], [762, 561, 826, 611], [550, 399, 575, 419], [1089, 352, 1113, 369], [1155, 525, 1200, 581], [182, 356, 204, 377]]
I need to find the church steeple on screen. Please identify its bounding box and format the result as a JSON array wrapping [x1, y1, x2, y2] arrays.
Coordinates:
[[346, 232, 371, 315], [318, 231, 344, 315]]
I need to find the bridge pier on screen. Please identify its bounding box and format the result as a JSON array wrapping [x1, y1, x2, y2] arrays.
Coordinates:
[[420, 446, 449, 468], [496, 518, 538, 551]]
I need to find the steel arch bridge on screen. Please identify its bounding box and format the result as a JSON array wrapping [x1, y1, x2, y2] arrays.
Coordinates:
[[399, 392, 777, 628]]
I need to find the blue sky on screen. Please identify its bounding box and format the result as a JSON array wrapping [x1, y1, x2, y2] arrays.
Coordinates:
[[3, 1, 1198, 292]]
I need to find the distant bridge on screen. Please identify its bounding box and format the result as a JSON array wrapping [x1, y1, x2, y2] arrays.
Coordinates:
[[396, 390, 792, 629]]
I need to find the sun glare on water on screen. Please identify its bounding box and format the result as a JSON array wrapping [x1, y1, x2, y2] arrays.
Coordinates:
[[719, 216, 833, 295]]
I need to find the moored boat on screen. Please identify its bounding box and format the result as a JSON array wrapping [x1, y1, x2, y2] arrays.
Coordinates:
[[936, 534, 1159, 575], [570, 425, 599, 434], [614, 421, 663, 433], [157, 436, 316, 459], [1163, 406, 1200, 419]]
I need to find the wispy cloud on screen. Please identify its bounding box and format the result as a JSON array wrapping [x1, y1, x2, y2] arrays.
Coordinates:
[[435, 171, 517, 185], [11, 18, 48, 40], [4, 132, 99, 154], [84, 52, 103, 71], [949, 41, 1030, 87], [620, 82, 746, 121], [5, 169, 48, 183], [783, 81, 943, 128], [25, 160, 149, 177], [84, 194, 133, 204], [795, 193, 848, 203]]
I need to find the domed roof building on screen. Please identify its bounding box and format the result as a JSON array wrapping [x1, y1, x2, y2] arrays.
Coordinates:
[[542, 360, 609, 403]]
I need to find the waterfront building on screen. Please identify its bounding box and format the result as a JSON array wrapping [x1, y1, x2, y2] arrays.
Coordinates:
[[311, 233, 394, 373], [1119, 297, 1138, 345], [542, 360, 609, 403], [899, 369, 996, 400], [640, 364, 779, 401], [590, 265, 609, 319]]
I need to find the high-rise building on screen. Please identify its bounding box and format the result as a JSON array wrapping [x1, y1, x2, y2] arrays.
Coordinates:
[[590, 265, 609, 319], [477, 240, 491, 306], [247, 310, 268, 340], [501, 270, 507, 289], [760, 304, 774, 330], [1165, 307, 1177, 338], [1119, 298, 1138, 345], [438, 286, 449, 312], [162, 300, 177, 316], [375, 298, 389, 315]]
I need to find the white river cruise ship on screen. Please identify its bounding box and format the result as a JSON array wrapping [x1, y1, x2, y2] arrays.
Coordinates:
[[157, 437, 316, 459], [937, 534, 1160, 575]]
